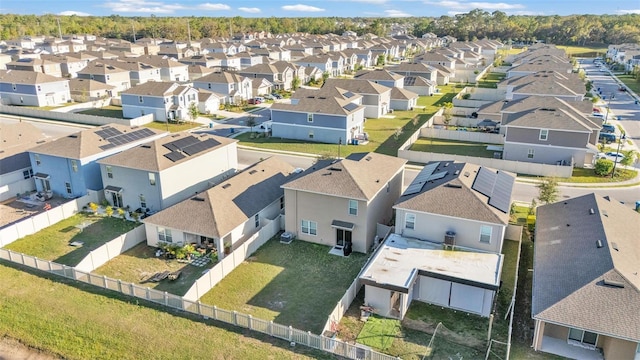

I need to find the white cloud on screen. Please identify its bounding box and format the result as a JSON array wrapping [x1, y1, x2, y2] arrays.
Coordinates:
[[385, 9, 412, 17], [616, 9, 640, 14], [198, 3, 231, 11], [424, 1, 525, 11], [350, 0, 388, 4], [238, 7, 261, 13], [282, 4, 325, 12], [103, 0, 186, 14], [59, 10, 91, 16]]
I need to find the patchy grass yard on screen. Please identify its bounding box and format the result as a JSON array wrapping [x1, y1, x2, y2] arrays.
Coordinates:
[[521, 167, 638, 184], [477, 72, 506, 88], [93, 242, 216, 296], [0, 263, 332, 360], [4, 214, 138, 267], [410, 138, 498, 158], [198, 239, 368, 334], [77, 105, 123, 118], [144, 121, 200, 133], [616, 74, 640, 95], [236, 86, 460, 159], [356, 316, 401, 350], [556, 45, 607, 57]]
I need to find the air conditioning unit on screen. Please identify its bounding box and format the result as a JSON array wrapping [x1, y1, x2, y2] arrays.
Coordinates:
[[444, 231, 456, 248], [280, 232, 294, 244]]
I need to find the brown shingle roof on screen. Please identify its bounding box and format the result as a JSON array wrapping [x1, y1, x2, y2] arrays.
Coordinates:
[[0, 69, 67, 84]]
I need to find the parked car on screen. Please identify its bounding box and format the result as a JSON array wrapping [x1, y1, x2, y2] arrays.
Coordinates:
[[255, 96, 265, 102], [599, 133, 616, 144], [271, 93, 282, 99], [606, 152, 624, 162], [248, 98, 262, 105], [601, 124, 616, 134], [263, 94, 274, 100]]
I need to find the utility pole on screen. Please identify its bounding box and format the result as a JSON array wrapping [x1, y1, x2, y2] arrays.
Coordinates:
[[611, 135, 623, 178], [187, 19, 192, 45], [56, 18, 63, 40], [131, 22, 136, 43], [338, 138, 342, 159]]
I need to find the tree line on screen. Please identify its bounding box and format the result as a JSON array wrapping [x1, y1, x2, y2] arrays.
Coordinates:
[[0, 11, 638, 45]]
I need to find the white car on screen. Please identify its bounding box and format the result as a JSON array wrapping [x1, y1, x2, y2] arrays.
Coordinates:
[[606, 152, 625, 162]]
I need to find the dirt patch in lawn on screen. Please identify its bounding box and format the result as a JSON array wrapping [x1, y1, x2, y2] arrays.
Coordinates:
[[0, 337, 62, 360], [402, 318, 484, 349]]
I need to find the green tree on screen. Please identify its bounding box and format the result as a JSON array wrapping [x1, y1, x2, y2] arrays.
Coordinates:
[[537, 177, 559, 204], [620, 149, 637, 167], [105, 206, 114, 217], [291, 76, 301, 90], [188, 101, 199, 122], [245, 115, 257, 134], [594, 158, 614, 176], [442, 102, 454, 126], [376, 54, 385, 67]]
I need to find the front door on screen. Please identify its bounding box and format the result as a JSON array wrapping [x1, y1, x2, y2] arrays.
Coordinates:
[[111, 192, 123, 208], [336, 228, 352, 248], [40, 178, 51, 192]]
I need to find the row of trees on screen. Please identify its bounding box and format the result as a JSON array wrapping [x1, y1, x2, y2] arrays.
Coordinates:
[[0, 11, 638, 44]]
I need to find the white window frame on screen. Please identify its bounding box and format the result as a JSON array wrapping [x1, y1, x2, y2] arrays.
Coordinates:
[[254, 214, 260, 228], [308, 131, 314, 139], [301, 219, 317, 236], [480, 225, 492, 243], [568, 328, 598, 347], [23, 169, 33, 179], [71, 160, 78, 172], [139, 194, 146, 209], [307, 113, 314, 123], [527, 149, 534, 159], [106, 166, 113, 178], [539, 129, 549, 141], [148, 173, 156, 186], [157, 227, 173, 243], [34, 154, 41, 166], [65, 182, 72, 195], [348, 200, 358, 216], [138, 96, 143, 103], [405, 213, 415, 230]]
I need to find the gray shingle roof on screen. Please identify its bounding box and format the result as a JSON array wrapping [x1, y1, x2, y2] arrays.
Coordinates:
[[390, 87, 418, 101], [533, 194, 640, 341], [394, 162, 513, 225], [0, 69, 67, 84], [282, 152, 406, 201], [503, 108, 594, 132], [0, 122, 48, 175], [143, 157, 296, 239], [322, 78, 391, 95], [121, 82, 178, 96]]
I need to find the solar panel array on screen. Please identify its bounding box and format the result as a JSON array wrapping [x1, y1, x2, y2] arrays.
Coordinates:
[[343, 103, 360, 112], [162, 136, 222, 162], [98, 128, 157, 150], [164, 151, 186, 162], [163, 135, 200, 152], [471, 167, 514, 213], [404, 77, 416, 86], [427, 171, 448, 182], [403, 162, 440, 196], [182, 138, 220, 156]]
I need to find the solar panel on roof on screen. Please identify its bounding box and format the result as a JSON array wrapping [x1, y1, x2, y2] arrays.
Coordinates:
[[471, 167, 497, 197], [404, 77, 416, 86], [104, 128, 158, 148], [488, 171, 515, 213], [343, 103, 359, 112], [182, 138, 220, 156], [162, 135, 200, 151], [164, 151, 186, 162], [95, 126, 123, 139], [403, 162, 440, 195], [427, 171, 448, 182], [99, 143, 116, 150]]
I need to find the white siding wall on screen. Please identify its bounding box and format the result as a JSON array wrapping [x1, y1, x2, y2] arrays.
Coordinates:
[[364, 285, 391, 317]]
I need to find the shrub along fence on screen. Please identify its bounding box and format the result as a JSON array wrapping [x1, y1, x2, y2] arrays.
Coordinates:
[[0, 245, 399, 360]]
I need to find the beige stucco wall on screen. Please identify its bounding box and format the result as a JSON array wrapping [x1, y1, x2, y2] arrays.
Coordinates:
[[544, 322, 569, 340], [601, 335, 638, 360]]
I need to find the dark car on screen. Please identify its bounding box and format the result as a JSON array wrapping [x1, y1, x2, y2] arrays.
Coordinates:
[[599, 133, 616, 144], [271, 93, 282, 99], [601, 124, 616, 134]]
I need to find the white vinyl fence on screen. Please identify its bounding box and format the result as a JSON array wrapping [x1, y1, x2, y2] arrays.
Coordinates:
[[0, 190, 99, 247], [0, 246, 399, 360], [0, 105, 153, 126], [183, 216, 281, 302], [419, 128, 504, 144], [74, 225, 146, 272], [0, 178, 36, 203]]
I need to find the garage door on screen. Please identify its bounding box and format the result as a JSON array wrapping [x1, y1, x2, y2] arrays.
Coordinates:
[[418, 276, 451, 306], [450, 283, 485, 315]]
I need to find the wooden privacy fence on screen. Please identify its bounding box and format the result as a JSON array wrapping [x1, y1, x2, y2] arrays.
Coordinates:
[[0, 247, 400, 360]]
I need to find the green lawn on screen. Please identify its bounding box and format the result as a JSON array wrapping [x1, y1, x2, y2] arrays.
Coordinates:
[[477, 72, 506, 88], [356, 316, 401, 350], [511, 205, 532, 226], [410, 138, 498, 158], [616, 74, 640, 95], [143, 120, 200, 133], [236, 86, 460, 159], [198, 239, 368, 334], [93, 242, 216, 296], [4, 214, 138, 267], [556, 45, 607, 57], [77, 105, 124, 118], [0, 263, 332, 360], [520, 167, 638, 184]]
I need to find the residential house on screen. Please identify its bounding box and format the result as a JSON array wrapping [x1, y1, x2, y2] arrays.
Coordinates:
[[389, 87, 418, 111], [144, 157, 298, 260], [69, 78, 115, 102], [532, 193, 640, 360], [270, 87, 366, 144], [235, 51, 264, 69], [239, 63, 294, 90], [135, 55, 190, 82], [251, 78, 273, 97], [187, 64, 216, 81], [193, 71, 252, 104], [354, 69, 404, 88], [295, 54, 335, 76], [0, 69, 70, 106], [507, 56, 572, 79], [179, 55, 222, 69], [361, 162, 514, 319], [98, 132, 237, 213], [0, 122, 48, 202], [6, 58, 63, 78], [322, 78, 391, 118], [387, 63, 438, 84], [99, 59, 162, 86], [499, 71, 585, 101], [28, 124, 166, 198], [121, 82, 199, 122], [404, 76, 437, 96], [77, 62, 131, 93], [197, 89, 223, 114], [40, 54, 91, 78], [282, 152, 407, 254]]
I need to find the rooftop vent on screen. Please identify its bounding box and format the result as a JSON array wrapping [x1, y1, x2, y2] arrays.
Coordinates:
[[463, 171, 470, 177], [445, 183, 462, 189], [249, 170, 257, 175], [454, 170, 460, 176], [141, 145, 151, 148], [365, 156, 372, 161], [589, 208, 595, 215], [36, 140, 46, 144], [171, 134, 180, 138], [603, 279, 625, 288], [612, 242, 619, 251], [191, 196, 205, 202], [68, 135, 78, 138], [444, 162, 449, 167], [328, 167, 342, 171], [222, 183, 231, 189], [596, 240, 603, 248]]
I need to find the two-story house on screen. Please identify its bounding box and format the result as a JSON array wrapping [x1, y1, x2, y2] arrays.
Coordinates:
[[77, 62, 131, 93], [354, 69, 405, 88], [28, 124, 166, 198], [0, 69, 70, 106], [239, 63, 294, 91], [98, 132, 237, 213], [69, 78, 115, 102], [193, 71, 252, 104], [322, 78, 391, 118], [6, 58, 63, 78], [121, 82, 199, 122], [98, 59, 162, 86], [135, 55, 190, 82]]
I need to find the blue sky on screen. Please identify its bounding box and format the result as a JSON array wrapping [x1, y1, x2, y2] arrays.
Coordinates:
[[2, 0, 639, 17]]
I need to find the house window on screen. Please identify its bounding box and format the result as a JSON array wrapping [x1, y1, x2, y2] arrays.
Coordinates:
[[568, 328, 598, 347], [106, 75, 110, 81], [65, 182, 72, 195], [308, 131, 314, 139], [480, 225, 492, 243], [34, 154, 41, 166], [139, 194, 146, 209], [348, 200, 358, 216], [37, 85, 41, 92], [157, 227, 173, 243], [12, 83, 16, 91], [255, 214, 260, 228], [106, 166, 113, 178], [139, 96, 143, 103], [539, 129, 549, 141], [405, 213, 415, 230], [527, 149, 534, 159], [23, 169, 33, 179], [301, 220, 317, 236], [148, 173, 156, 186], [71, 160, 78, 172], [307, 113, 313, 122], [208, 83, 211, 89], [280, 196, 284, 210]]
